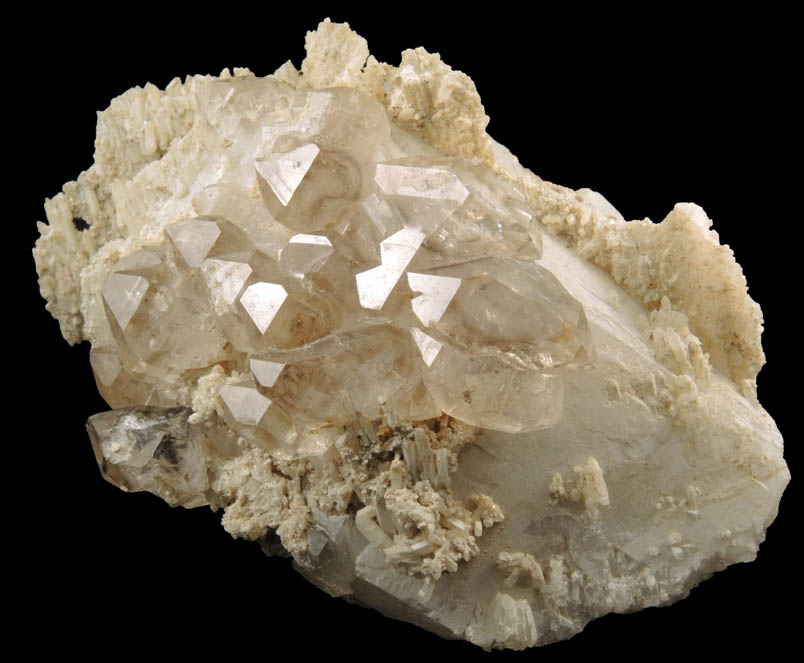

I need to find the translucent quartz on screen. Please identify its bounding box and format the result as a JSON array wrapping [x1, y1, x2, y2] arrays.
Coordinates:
[[201, 259, 253, 312], [61, 65, 785, 652], [87, 407, 211, 507], [101, 273, 148, 331], [86, 82, 583, 510], [166, 219, 221, 268], [240, 282, 289, 334]]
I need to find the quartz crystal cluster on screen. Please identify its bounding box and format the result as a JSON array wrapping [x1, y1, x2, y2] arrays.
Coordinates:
[[33, 20, 789, 650]]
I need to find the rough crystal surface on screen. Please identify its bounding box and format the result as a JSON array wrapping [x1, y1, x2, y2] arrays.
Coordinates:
[[33, 19, 789, 651]]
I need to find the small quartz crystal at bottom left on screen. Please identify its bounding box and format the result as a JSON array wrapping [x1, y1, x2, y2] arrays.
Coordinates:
[[87, 407, 219, 508]]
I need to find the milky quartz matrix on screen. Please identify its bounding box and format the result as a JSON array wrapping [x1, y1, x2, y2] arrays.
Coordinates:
[[32, 19, 789, 650]]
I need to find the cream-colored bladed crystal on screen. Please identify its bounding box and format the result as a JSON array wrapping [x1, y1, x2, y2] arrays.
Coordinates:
[[33, 18, 788, 652]]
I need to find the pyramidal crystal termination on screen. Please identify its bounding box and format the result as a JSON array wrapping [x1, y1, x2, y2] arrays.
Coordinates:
[[33, 19, 788, 650]]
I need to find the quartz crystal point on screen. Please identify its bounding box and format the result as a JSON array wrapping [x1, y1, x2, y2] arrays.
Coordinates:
[[86, 406, 215, 508], [32, 19, 789, 651]]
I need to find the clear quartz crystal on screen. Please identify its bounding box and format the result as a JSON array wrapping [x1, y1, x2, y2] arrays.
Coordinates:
[[86, 407, 212, 507], [35, 26, 787, 652], [85, 82, 574, 532]]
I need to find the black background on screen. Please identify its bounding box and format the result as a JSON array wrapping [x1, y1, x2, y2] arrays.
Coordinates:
[[17, 7, 796, 658]]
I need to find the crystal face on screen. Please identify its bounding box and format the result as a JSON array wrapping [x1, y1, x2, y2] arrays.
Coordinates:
[[101, 273, 148, 331], [239, 282, 289, 334], [166, 218, 221, 268], [33, 19, 788, 652], [86, 407, 211, 508]]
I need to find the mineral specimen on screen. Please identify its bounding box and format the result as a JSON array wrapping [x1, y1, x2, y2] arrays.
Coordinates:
[[33, 19, 789, 650]]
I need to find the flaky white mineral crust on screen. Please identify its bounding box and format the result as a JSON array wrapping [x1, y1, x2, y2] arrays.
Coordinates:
[[33, 18, 788, 651]]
